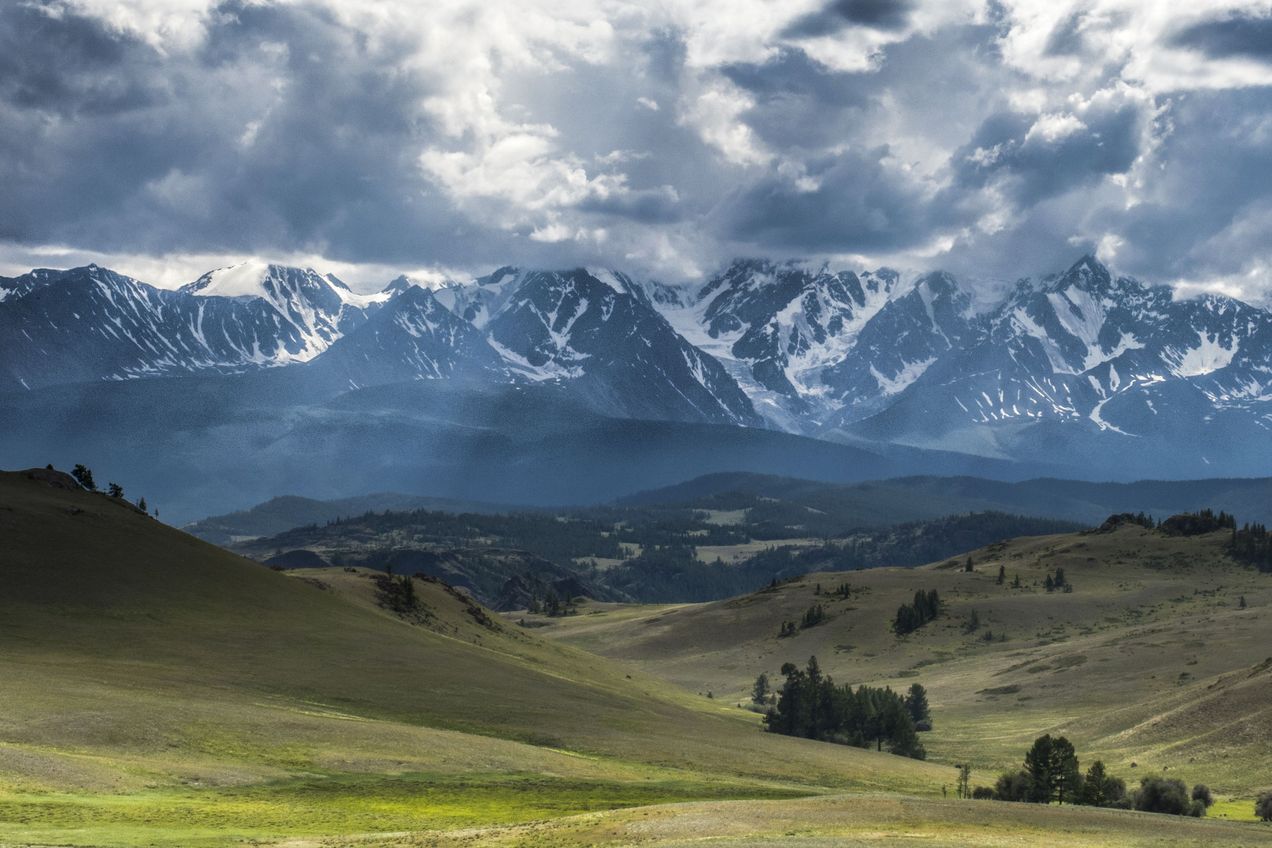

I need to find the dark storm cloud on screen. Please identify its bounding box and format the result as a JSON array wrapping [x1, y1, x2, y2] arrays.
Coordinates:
[[0, 1, 520, 267], [783, 0, 916, 37], [715, 148, 939, 254], [1171, 12, 1272, 61], [577, 187, 683, 224], [1091, 87, 1272, 281], [952, 99, 1143, 206], [719, 49, 872, 150], [0, 5, 166, 116]]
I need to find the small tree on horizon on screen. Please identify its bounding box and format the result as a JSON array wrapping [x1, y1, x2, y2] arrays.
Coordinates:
[[71, 464, 96, 491], [107, 482, 124, 499]]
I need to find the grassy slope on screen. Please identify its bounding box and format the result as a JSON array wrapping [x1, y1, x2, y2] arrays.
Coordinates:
[[530, 525, 1272, 802], [5, 471, 1270, 846], [0, 470, 944, 847]]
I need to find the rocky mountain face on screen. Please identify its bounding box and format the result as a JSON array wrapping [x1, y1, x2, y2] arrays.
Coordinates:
[[4, 254, 1271, 477]]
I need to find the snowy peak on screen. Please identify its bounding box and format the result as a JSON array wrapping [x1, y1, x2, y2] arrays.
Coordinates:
[[1044, 254, 1115, 294], [181, 262, 383, 360], [309, 284, 501, 384]]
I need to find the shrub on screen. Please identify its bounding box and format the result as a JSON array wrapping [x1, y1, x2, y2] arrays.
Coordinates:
[[972, 786, 995, 800], [994, 770, 1032, 802], [1191, 784, 1214, 809], [1133, 776, 1191, 815], [1257, 791, 1272, 822]]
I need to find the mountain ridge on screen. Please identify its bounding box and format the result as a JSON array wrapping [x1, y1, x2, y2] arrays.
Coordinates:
[[5, 254, 1272, 478]]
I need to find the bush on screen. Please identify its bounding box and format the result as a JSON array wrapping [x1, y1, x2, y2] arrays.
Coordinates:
[[1191, 784, 1214, 809], [994, 770, 1032, 802], [972, 786, 995, 800], [1134, 777, 1192, 815], [1257, 791, 1272, 822]]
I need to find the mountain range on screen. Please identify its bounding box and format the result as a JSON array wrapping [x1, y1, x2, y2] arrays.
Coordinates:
[[2, 254, 1268, 517]]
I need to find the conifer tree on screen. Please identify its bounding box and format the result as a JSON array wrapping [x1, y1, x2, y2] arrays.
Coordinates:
[[71, 464, 96, 491]]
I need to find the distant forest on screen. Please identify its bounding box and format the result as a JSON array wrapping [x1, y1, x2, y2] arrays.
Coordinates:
[[240, 504, 1082, 606]]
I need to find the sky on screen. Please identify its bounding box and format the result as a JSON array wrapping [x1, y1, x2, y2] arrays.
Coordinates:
[[1, 0, 1272, 297]]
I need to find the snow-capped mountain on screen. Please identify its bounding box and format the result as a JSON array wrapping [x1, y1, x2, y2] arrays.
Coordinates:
[[0, 263, 386, 391], [6, 253, 1272, 476], [650, 259, 969, 430], [845, 256, 1272, 465], [444, 267, 760, 425], [307, 285, 503, 386]]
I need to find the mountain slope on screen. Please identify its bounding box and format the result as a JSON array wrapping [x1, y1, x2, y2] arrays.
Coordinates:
[[305, 284, 503, 386], [0, 263, 385, 391], [844, 257, 1272, 474], [472, 268, 761, 425]]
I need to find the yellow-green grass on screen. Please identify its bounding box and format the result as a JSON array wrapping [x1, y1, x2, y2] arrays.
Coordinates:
[[527, 525, 1272, 802], [288, 794, 1272, 847], [0, 471, 947, 846]]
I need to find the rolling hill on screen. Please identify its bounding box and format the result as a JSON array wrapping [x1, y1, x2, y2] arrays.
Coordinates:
[[528, 519, 1272, 803], [4, 468, 1272, 846], [0, 467, 948, 847]]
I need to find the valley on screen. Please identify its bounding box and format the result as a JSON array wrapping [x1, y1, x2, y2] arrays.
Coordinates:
[[526, 520, 1272, 801], [3, 467, 1272, 845]]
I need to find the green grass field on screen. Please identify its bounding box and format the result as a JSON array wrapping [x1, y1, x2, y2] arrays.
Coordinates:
[[4, 469, 1272, 845]]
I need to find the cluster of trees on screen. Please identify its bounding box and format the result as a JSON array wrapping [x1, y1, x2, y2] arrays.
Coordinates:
[[527, 590, 577, 617], [894, 589, 941, 635], [1229, 522, 1272, 573], [69, 464, 154, 516], [1043, 568, 1071, 593], [1099, 512, 1158, 531], [763, 657, 928, 759], [777, 603, 830, 637], [815, 581, 858, 599], [985, 735, 1214, 817], [1159, 509, 1237, 537], [376, 573, 421, 615]]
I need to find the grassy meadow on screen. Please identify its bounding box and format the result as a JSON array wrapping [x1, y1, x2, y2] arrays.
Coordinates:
[[3, 469, 1272, 845]]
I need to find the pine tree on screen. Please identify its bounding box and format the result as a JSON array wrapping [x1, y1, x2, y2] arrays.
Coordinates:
[[997, 564, 1006, 585], [964, 556, 974, 573], [137, 496, 147, 512], [1024, 734, 1081, 804], [905, 683, 931, 727], [107, 482, 124, 499], [752, 672, 770, 704], [71, 464, 96, 491]]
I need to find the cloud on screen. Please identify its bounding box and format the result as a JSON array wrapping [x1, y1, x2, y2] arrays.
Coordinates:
[[783, 0, 916, 37], [0, 0, 1271, 296], [1171, 11, 1272, 61]]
